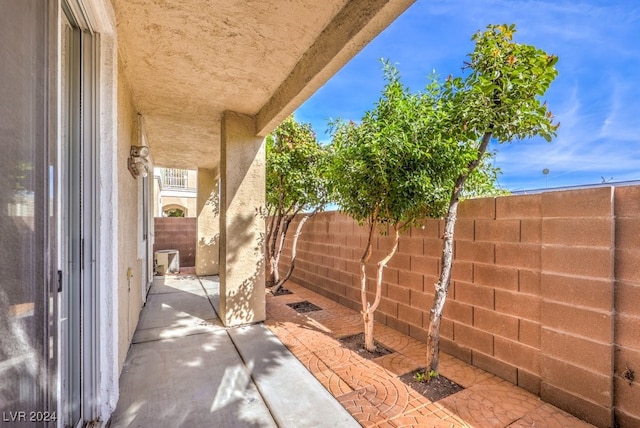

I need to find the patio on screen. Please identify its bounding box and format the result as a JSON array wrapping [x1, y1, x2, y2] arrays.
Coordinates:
[[109, 273, 357, 427], [111, 272, 594, 427]]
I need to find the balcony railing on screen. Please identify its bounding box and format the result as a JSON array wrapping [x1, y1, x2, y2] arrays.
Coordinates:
[[162, 168, 188, 189]]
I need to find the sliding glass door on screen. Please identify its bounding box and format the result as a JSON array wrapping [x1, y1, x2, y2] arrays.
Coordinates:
[[0, 3, 101, 426], [61, 2, 100, 425], [61, 10, 83, 426], [0, 0, 57, 423]]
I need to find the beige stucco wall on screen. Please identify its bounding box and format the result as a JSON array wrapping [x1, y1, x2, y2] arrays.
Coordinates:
[[153, 175, 161, 216], [161, 195, 197, 217], [116, 58, 145, 371], [154, 168, 198, 217], [219, 112, 266, 326], [196, 168, 220, 275], [187, 169, 197, 188]]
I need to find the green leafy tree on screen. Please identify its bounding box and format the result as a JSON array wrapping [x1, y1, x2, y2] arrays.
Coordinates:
[[165, 208, 185, 217], [266, 115, 329, 294], [425, 24, 559, 373], [328, 62, 502, 352]]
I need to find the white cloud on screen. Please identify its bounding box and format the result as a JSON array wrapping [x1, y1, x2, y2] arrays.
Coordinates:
[[296, 0, 640, 189], [495, 75, 640, 189], [598, 75, 640, 142]]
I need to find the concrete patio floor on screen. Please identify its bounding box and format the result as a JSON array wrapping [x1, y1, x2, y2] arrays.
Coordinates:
[[111, 272, 595, 427], [109, 273, 358, 427]]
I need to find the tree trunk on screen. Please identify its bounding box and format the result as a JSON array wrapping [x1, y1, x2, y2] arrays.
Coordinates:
[[272, 215, 292, 285], [265, 210, 277, 264], [364, 310, 375, 351], [267, 214, 284, 286], [272, 214, 311, 294], [426, 198, 459, 373], [363, 227, 400, 352], [360, 220, 375, 352], [426, 131, 493, 374]]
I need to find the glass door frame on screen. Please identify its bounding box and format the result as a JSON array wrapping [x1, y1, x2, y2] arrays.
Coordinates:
[[60, 1, 101, 425]]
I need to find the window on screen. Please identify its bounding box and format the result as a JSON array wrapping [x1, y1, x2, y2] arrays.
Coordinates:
[[163, 168, 188, 188]]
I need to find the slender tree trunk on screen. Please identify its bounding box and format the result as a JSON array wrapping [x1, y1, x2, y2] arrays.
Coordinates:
[[360, 219, 376, 352], [364, 227, 400, 352], [426, 131, 493, 374], [265, 209, 277, 262], [268, 214, 284, 285], [266, 196, 286, 285], [272, 215, 293, 286], [266, 216, 275, 284], [426, 197, 459, 372], [273, 213, 311, 294], [363, 313, 376, 352]]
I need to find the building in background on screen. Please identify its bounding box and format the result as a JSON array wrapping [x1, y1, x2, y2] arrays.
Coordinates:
[[154, 168, 197, 217]]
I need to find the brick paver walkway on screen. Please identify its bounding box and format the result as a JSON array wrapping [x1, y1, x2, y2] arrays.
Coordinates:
[[265, 282, 594, 428]]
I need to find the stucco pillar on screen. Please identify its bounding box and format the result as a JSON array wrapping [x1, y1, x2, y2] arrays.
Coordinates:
[[196, 167, 220, 276], [219, 111, 266, 326]]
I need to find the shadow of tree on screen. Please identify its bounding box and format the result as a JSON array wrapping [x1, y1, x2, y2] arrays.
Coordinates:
[[195, 169, 220, 276], [197, 233, 220, 275], [221, 209, 265, 326], [111, 275, 292, 428]]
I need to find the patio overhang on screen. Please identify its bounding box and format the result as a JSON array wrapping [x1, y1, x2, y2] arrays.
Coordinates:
[[111, 0, 414, 327], [111, 0, 415, 170]]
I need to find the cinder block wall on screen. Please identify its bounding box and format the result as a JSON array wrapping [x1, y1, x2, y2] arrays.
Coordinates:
[[153, 217, 197, 267], [613, 186, 640, 427], [537, 188, 615, 427], [279, 186, 639, 428]]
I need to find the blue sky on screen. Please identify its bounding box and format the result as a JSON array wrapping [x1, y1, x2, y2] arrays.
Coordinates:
[[295, 0, 640, 191]]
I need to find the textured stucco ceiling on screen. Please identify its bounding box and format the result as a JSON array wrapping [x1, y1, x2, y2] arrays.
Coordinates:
[[111, 0, 414, 169]]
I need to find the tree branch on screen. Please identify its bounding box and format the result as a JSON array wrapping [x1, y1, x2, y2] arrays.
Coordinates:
[[370, 226, 400, 313]]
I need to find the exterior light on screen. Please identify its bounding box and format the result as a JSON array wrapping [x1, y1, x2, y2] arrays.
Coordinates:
[[128, 145, 150, 178]]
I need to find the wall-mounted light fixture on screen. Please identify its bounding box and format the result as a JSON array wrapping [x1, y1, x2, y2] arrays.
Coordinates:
[[128, 145, 150, 178]]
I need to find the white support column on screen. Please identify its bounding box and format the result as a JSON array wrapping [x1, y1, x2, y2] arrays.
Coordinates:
[[196, 167, 220, 276], [219, 111, 266, 326]]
